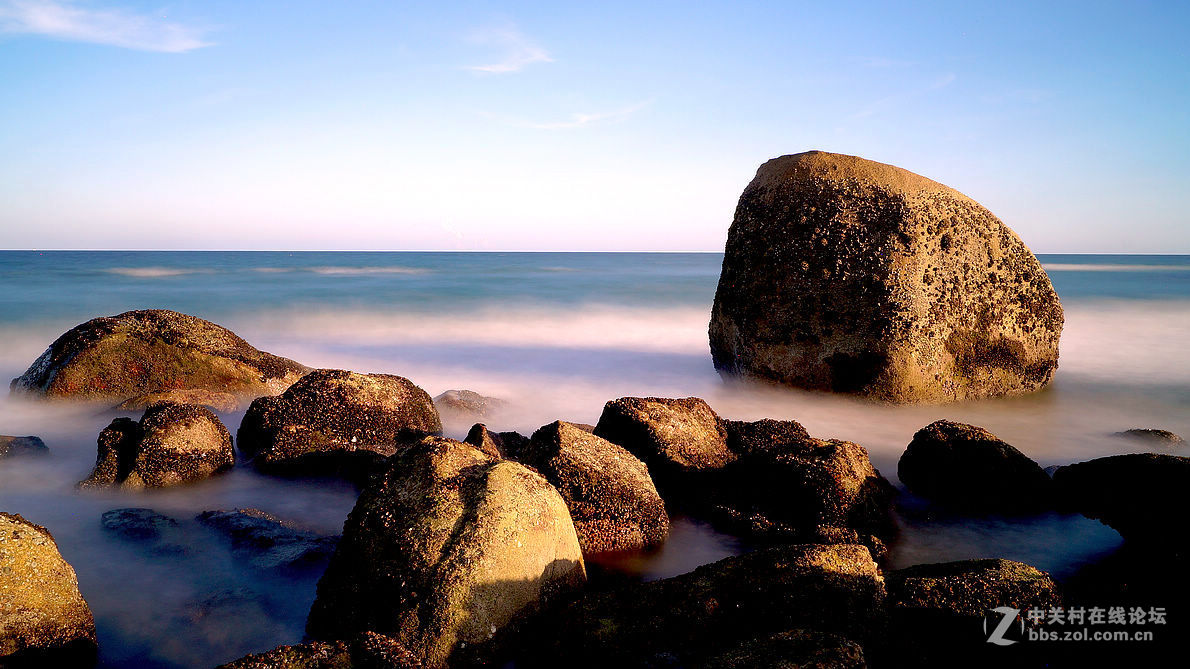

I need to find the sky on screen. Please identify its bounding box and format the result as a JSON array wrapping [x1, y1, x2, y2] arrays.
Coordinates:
[[0, 1, 1187, 252]]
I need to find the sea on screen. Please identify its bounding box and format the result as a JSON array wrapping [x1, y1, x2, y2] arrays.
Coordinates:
[[0, 251, 1186, 667]]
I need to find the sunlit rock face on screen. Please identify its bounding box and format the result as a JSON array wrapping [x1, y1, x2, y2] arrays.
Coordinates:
[[709, 151, 1063, 403]]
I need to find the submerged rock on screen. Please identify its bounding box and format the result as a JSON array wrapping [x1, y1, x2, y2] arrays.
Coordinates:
[[197, 508, 338, 571], [1053, 453, 1190, 548], [1114, 428, 1185, 447], [593, 396, 735, 494], [217, 632, 422, 669], [897, 420, 1053, 512], [100, 508, 181, 543], [433, 389, 507, 422], [709, 150, 1063, 403], [306, 437, 586, 668], [515, 543, 884, 666], [79, 402, 234, 489], [237, 369, 441, 478], [0, 435, 48, 458], [521, 421, 668, 554], [885, 558, 1060, 664], [0, 513, 97, 665], [9, 309, 307, 406]]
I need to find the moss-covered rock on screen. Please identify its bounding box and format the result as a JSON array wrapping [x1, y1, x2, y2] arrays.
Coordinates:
[[511, 543, 884, 667], [237, 369, 441, 478], [0, 513, 97, 665], [1053, 453, 1190, 548], [0, 435, 48, 458], [897, 420, 1052, 512], [216, 631, 421, 668], [306, 437, 586, 669], [709, 151, 1063, 403], [10, 309, 307, 407], [521, 421, 668, 554], [115, 388, 240, 413], [79, 402, 234, 489]]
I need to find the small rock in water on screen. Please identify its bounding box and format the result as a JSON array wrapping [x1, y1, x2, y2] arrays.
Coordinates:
[[0, 435, 49, 458], [1114, 428, 1185, 447], [196, 508, 338, 571], [79, 402, 235, 489], [433, 389, 507, 421]]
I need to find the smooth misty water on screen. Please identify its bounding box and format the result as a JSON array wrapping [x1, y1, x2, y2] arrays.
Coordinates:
[[0, 251, 1187, 667]]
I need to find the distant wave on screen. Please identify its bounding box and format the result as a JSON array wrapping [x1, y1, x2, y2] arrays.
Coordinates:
[[307, 266, 430, 275], [251, 267, 293, 274], [1043, 263, 1190, 272], [105, 267, 203, 278]]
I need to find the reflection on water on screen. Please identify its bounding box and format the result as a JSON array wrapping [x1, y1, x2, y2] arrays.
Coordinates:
[[0, 252, 1187, 667]]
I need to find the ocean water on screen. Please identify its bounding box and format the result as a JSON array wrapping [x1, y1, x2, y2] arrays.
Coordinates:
[[0, 251, 1187, 667]]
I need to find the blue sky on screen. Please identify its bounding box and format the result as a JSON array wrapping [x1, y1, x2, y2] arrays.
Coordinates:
[[0, 1, 1186, 251]]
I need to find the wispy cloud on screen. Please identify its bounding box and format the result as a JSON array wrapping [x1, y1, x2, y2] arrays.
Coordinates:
[[0, 0, 212, 52], [850, 72, 956, 119], [465, 24, 551, 74], [487, 100, 652, 130]]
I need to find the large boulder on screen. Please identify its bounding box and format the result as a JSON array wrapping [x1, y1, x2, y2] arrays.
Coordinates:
[[716, 419, 896, 550], [79, 402, 234, 489], [709, 150, 1063, 403], [306, 437, 586, 668], [513, 543, 884, 666], [884, 559, 1060, 664], [237, 369, 441, 477], [592, 396, 735, 495], [897, 420, 1053, 512], [433, 389, 506, 422], [0, 513, 97, 664], [9, 309, 307, 407], [462, 423, 528, 460], [704, 630, 867, 669], [521, 421, 668, 554], [115, 388, 240, 414], [1053, 453, 1190, 548], [0, 435, 48, 458]]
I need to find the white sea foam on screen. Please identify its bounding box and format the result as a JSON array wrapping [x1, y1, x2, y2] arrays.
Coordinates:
[[306, 266, 429, 275], [105, 267, 204, 277], [1042, 263, 1190, 272]]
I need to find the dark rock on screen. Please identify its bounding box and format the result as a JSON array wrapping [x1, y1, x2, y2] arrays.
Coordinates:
[[307, 437, 586, 669], [100, 508, 180, 543], [1053, 453, 1190, 549], [462, 423, 529, 459], [897, 420, 1052, 512], [79, 402, 234, 489], [197, 508, 338, 570], [433, 389, 506, 422], [521, 421, 668, 554], [714, 419, 896, 550], [217, 632, 422, 669], [1114, 428, 1185, 447], [9, 309, 307, 406], [593, 396, 735, 495], [704, 630, 867, 669], [237, 369, 441, 478], [709, 150, 1063, 403], [512, 543, 884, 667], [0, 435, 48, 458], [0, 513, 97, 665], [884, 558, 1061, 665]]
